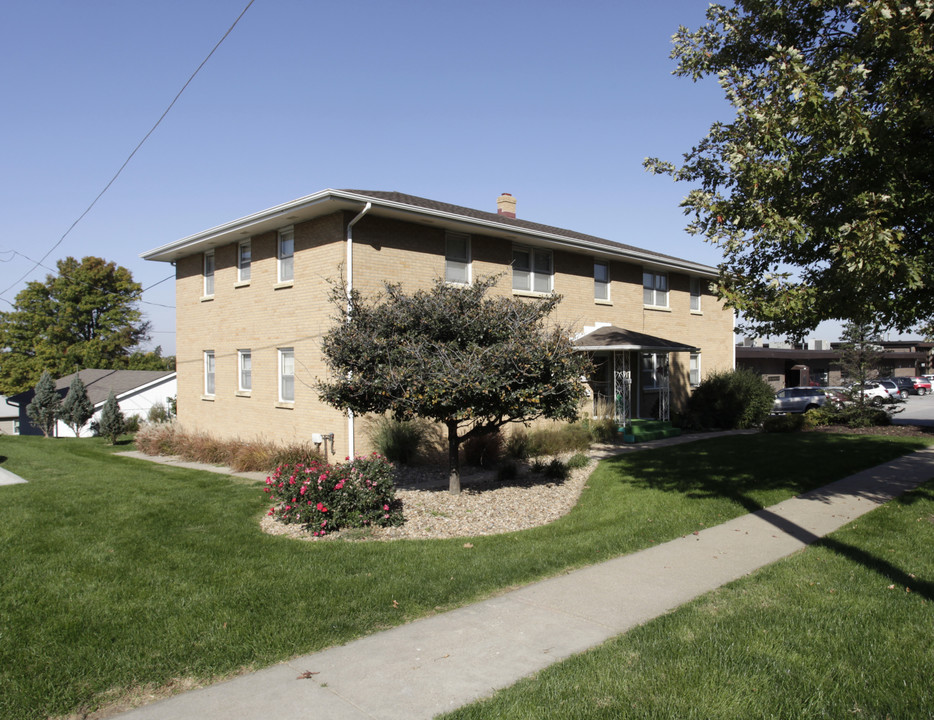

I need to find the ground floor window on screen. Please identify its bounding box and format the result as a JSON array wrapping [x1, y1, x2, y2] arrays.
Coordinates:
[[279, 348, 295, 402], [690, 352, 701, 387]]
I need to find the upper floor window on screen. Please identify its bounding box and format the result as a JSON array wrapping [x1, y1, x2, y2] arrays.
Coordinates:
[[445, 232, 471, 284], [512, 247, 553, 294], [643, 270, 668, 307], [690, 277, 702, 312], [238, 349, 252, 392], [278, 228, 294, 283], [203, 251, 215, 296], [279, 348, 295, 403], [238, 240, 252, 283], [204, 351, 216, 395], [594, 262, 609, 301]]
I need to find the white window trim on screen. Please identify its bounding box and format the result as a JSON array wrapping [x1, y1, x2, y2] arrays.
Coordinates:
[[690, 352, 701, 387], [690, 277, 702, 313], [512, 245, 554, 295], [277, 227, 294, 284], [594, 261, 610, 303], [643, 270, 669, 308], [278, 347, 295, 404], [203, 351, 216, 397], [237, 239, 252, 284], [445, 231, 471, 285], [238, 349, 252, 393], [203, 251, 215, 297]]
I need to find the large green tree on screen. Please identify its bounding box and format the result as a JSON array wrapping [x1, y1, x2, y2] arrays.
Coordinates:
[[647, 0, 934, 338], [0, 257, 158, 394], [317, 277, 591, 494]]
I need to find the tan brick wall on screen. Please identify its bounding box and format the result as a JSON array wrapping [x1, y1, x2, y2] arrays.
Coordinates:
[[174, 211, 734, 457]]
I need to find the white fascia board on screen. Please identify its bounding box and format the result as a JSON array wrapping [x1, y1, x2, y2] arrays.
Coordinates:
[[574, 344, 699, 352], [141, 189, 718, 278]]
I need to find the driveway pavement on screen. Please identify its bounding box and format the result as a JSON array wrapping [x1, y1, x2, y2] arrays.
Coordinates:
[[112, 436, 934, 720]]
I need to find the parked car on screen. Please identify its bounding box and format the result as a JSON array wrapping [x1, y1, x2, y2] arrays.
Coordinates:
[[772, 387, 829, 414], [909, 377, 932, 395], [882, 376, 915, 399], [852, 382, 895, 406]]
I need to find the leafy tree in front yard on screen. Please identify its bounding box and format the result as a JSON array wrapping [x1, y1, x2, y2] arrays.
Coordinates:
[[59, 375, 94, 436], [317, 276, 591, 494], [0, 256, 151, 394], [25, 370, 62, 437], [646, 1, 934, 338]]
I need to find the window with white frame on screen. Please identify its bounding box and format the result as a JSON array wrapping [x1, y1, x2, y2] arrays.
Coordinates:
[[690, 277, 702, 312], [203, 251, 215, 296], [278, 228, 294, 283], [279, 348, 294, 402], [641, 352, 666, 389], [238, 240, 252, 283], [512, 246, 553, 293], [643, 270, 668, 307], [445, 232, 471, 284], [204, 351, 215, 395], [690, 352, 701, 387], [594, 261, 609, 301], [238, 349, 252, 392]]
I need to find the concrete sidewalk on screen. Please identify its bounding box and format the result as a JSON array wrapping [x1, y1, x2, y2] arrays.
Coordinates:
[[115, 444, 934, 720]]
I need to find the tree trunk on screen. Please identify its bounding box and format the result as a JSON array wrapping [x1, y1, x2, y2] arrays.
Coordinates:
[[446, 421, 461, 495]]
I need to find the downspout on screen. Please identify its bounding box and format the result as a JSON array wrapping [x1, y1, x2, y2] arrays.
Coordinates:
[[345, 202, 371, 458]]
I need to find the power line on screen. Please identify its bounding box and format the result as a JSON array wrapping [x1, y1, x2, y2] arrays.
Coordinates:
[[0, 251, 175, 309], [0, 0, 256, 299]]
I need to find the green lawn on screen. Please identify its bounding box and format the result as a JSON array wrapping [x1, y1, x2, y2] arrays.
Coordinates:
[[441, 479, 934, 720], [0, 432, 930, 720]]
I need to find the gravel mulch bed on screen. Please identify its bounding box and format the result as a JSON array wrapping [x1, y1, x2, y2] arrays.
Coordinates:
[[260, 455, 598, 543]]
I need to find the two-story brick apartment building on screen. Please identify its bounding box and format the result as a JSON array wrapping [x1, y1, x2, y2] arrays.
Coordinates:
[[141, 189, 735, 458]]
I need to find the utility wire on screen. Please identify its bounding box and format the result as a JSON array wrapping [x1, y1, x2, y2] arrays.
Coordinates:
[[1, 251, 175, 308], [0, 0, 256, 299]]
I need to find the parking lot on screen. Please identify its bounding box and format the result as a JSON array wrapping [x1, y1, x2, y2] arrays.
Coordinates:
[[892, 391, 934, 427]]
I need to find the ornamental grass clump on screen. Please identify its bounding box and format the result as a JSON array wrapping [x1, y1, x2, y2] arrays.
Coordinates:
[[264, 453, 403, 536]]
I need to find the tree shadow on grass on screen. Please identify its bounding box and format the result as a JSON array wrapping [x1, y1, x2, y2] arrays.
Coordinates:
[[605, 435, 934, 601]]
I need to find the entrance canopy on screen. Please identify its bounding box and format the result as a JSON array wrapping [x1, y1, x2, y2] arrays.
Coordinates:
[[572, 326, 698, 353]]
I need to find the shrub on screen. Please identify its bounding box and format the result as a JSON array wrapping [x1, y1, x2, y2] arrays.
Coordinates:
[[809, 402, 893, 429], [147, 403, 171, 424], [264, 454, 403, 536], [762, 413, 807, 433], [462, 429, 503, 468], [686, 368, 774, 430], [504, 427, 532, 460], [133, 424, 322, 472], [124, 415, 141, 433], [579, 416, 620, 443], [525, 423, 592, 457], [367, 417, 428, 464], [567, 452, 590, 469]]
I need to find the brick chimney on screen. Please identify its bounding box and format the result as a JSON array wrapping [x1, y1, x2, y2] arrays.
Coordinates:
[[497, 193, 516, 218]]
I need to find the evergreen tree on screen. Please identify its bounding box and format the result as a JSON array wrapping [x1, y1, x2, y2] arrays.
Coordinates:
[[25, 371, 62, 438], [98, 391, 125, 445], [59, 375, 94, 437]]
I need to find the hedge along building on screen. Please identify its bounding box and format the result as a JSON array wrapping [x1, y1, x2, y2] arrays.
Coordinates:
[[141, 189, 735, 458]]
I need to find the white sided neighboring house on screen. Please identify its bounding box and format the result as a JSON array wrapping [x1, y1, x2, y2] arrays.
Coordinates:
[[8, 369, 176, 437]]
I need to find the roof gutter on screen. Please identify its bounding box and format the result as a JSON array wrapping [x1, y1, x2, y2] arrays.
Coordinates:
[[345, 202, 371, 459]]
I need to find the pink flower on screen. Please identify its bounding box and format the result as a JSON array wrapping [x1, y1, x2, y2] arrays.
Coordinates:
[[316, 502, 328, 513], [383, 504, 389, 511]]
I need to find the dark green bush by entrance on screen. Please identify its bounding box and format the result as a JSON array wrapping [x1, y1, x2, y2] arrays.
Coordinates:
[[686, 368, 774, 430]]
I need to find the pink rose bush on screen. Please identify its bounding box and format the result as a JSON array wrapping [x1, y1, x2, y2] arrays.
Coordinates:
[[264, 453, 403, 535]]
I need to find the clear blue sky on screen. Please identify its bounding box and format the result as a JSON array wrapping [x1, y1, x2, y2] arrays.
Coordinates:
[[0, 0, 864, 354]]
